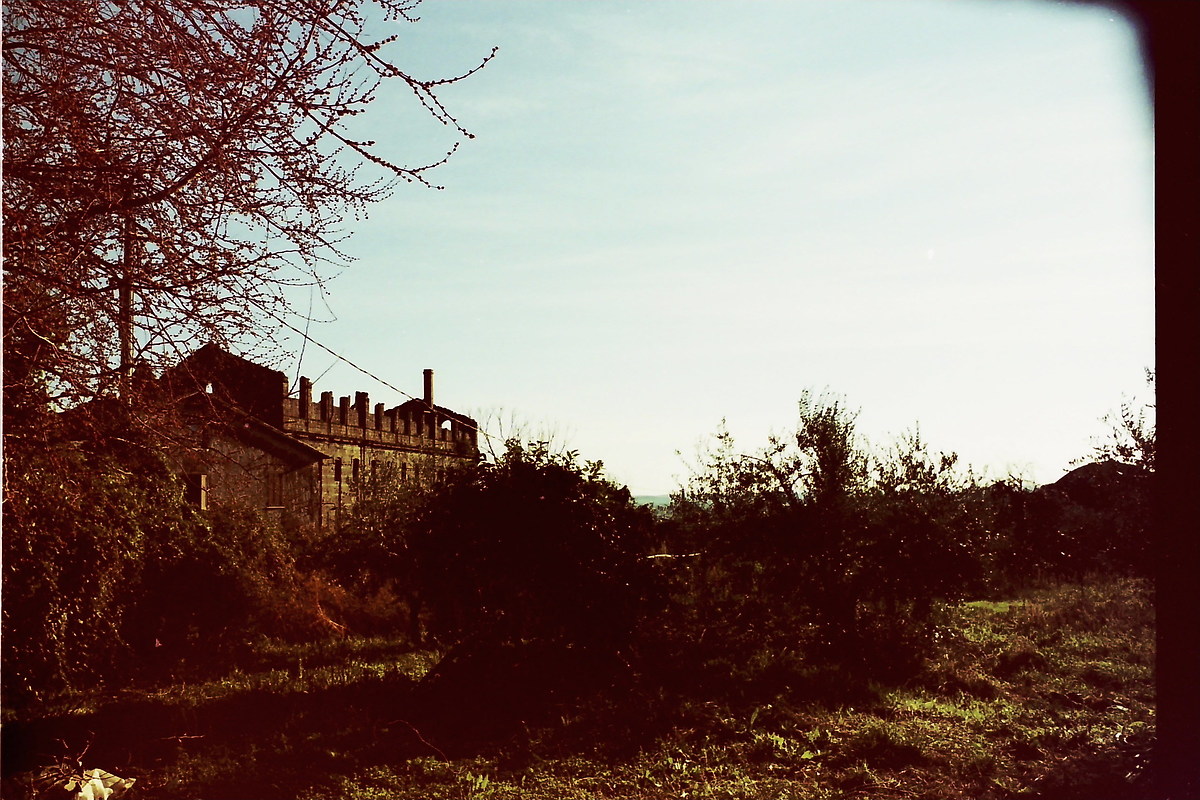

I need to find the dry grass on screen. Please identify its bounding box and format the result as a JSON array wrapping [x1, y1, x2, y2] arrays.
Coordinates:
[[3, 576, 1154, 799]]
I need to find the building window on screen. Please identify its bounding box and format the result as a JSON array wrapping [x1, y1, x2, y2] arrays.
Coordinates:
[[183, 473, 208, 510], [400, 463, 408, 482], [352, 457, 360, 484], [334, 457, 342, 483], [265, 470, 284, 509]]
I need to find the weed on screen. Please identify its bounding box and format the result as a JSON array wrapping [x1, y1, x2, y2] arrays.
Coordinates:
[[992, 636, 1047, 677], [838, 719, 928, 770], [458, 772, 495, 800]]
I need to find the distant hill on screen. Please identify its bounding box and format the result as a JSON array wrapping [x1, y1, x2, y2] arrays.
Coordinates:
[[634, 495, 672, 508], [1038, 460, 1148, 509]]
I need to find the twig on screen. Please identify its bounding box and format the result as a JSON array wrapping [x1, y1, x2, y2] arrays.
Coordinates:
[[160, 734, 206, 743], [388, 718, 448, 760]]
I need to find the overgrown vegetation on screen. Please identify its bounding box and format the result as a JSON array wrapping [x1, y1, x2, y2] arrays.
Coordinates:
[[2, 0, 1159, 793], [1, 422, 359, 705], [3, 387, 1155, 797], [412, 440, 656, 650], [2, 578, 1155, 799]]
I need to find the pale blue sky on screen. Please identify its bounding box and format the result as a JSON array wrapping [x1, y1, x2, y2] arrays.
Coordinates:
[[274, 0, 1153, 495]]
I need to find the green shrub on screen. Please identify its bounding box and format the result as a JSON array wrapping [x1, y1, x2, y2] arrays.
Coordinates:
[[2, 437, 203, 700], [412, 439, 658, 650], [310, 461, 426, 642], [666, 395, 993, 682], [2, 428, 345, 701]]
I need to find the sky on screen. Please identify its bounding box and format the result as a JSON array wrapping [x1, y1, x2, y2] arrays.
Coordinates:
[[271, 0, 1154, 496]]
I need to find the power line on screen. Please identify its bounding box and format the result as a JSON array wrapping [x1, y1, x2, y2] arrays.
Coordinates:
[[261, 305, 501, 445]]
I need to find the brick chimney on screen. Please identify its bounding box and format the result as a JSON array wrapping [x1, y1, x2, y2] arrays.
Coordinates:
[[423, 369, 434, 407]]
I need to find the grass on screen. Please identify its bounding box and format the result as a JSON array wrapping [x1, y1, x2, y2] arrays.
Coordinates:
[[3, 576, 1155, 799]]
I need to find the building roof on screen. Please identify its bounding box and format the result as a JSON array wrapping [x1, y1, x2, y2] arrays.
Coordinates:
[[179, 390, 327, 470], [162, 343, 289, 427], [397, 397, 479, 428]]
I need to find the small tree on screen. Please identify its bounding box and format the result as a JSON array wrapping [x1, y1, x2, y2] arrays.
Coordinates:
[[412, 439, 657, 651], [669, 391, 875, 663], [863, 429, 984, 621], [669, 420, 780, 558], [313, 461, 428, 640], [1087, 368, 1156, 473], [403, 441, 660, 742], [783, 390, 872, 657]]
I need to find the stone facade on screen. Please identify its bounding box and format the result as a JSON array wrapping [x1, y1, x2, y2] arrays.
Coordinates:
[[164, 344, 480, 529]]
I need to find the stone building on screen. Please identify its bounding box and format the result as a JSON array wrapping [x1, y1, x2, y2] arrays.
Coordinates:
[[163, 344, 480, 530]]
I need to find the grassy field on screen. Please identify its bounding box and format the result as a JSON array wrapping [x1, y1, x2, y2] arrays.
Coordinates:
[[3, 576, 1154, 799]]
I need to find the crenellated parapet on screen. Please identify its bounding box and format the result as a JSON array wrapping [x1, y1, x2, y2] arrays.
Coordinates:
[[165, 346, 479, 458], [165, 345, 479, 530], [282, 374, 479, 457]]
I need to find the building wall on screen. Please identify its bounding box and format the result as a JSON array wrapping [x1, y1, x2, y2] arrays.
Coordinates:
[[166, 346, 480, 530], [295, 445, 465, 530], [178, 431, 320, 534], [281, 381, 479, 529]]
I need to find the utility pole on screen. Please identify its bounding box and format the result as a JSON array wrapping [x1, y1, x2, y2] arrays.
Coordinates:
[[118, 180, 136, 398]]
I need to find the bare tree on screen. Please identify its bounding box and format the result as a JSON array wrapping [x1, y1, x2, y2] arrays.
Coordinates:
[[469, 407, 575, 463], [3, 0, 493, 419], [1087, 368, 1156, 473]]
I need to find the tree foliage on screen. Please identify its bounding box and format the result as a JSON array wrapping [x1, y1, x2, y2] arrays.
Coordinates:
[[412, 440, 657, 650], [2, 438, 184, 699], [0, 421, 264, 700], [2, 0, 492, 416], [667, 392, 990, 672]]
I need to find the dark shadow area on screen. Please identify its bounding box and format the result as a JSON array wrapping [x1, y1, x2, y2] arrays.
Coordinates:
[[2, 671, 428, 798]]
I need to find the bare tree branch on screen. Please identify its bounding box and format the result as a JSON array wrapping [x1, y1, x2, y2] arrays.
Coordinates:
[[3, 0, 491, 415]]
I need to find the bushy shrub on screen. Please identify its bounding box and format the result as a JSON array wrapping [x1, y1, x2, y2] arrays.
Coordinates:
[[411, 439, 659, 651], [982, 464, 1151, 585], [305, 461, 426, 641], [126, 503, 345, 664], [664, 394, 997, 679], [2, 423, 342, 701], [859, 429, 989, 621], [2, 435, 204, 699]]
